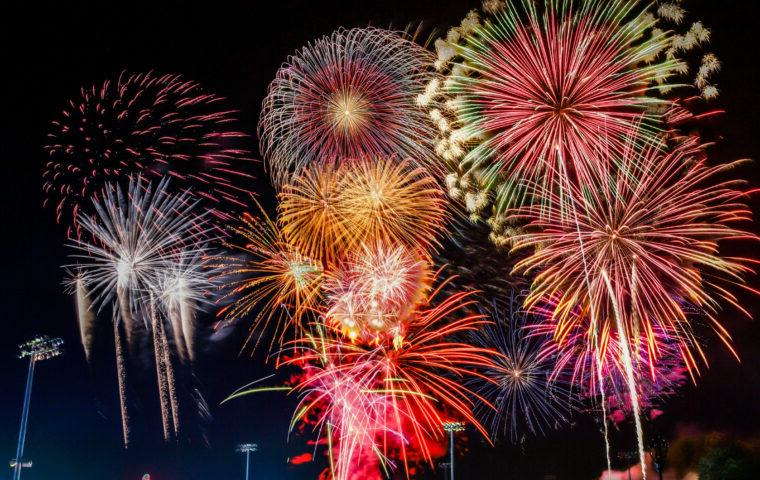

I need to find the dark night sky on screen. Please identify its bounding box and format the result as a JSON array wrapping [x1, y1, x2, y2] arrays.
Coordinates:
[[2, 1, 760, 479]]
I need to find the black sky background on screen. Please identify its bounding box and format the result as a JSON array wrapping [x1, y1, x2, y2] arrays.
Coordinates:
[[2, 1, 760, 479]]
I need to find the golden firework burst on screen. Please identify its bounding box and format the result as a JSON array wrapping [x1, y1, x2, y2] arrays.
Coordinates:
[[278, 162, 353, 264], [337, 157, 446, 253]]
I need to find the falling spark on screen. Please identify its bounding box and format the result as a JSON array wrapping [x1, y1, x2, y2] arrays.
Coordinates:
[[113, 313, 130, 448]]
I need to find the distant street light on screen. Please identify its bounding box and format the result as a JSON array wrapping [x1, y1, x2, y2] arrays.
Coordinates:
[[442, 421, 465, 480], [236, 443, 258, 480], [617, 451, 638, 480], [11, 336, 63, 480], [649, 435, 669, 480], [438, 461, 451, 480]]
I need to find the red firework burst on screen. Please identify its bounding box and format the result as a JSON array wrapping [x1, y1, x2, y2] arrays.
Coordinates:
[[285, 281, 497, 478]]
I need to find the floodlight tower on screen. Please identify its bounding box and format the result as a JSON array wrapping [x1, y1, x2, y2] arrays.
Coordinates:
[[442, 421, 465, 480], [236, 443, 258, 480], [11, 336, 63, 480]]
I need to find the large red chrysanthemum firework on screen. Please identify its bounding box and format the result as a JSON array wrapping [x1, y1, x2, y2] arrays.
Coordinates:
[[286, 283, 497, 478], [433, 0, 683, 208]]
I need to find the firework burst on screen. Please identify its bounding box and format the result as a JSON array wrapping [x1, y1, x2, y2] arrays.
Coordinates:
[[513, 135, 755, 363], [512, 135, 755, 476], [287, 280, 497, 477], [66, 176, 212, 444], [468, 297, 573, 443], [278, 162, 352, 265], [288, 334, 400, 480], [422, 0, 690, 220], [279, 157, 446, 265], [325, 242, 431, 344], [157, 249, 217, 363], [215, 205, 324, 354], [337, 157, 446, 254], [533, 311, 689, 423], [43, 71, 253, 235], [259, 28, 439, 188], [68, 177, 207, 315]]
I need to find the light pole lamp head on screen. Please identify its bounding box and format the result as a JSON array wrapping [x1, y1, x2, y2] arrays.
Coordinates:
[[236, 443, 258, 453], [18, 336, 64, 361], [442, 421, 465, 433], [616, 451, 638, 462]]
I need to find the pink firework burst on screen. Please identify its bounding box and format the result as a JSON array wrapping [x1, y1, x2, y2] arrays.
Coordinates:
[[324, 242, 431, 345], [289, 340, 399, 480], [43, 71, 254, 235], [259, 28, 439, 188], [533, 309, 690, 423]]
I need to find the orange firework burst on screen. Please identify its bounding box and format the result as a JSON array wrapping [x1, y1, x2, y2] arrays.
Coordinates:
[[513, 135, 757, 367], [279, 157, 446, 265], [278, 162, 351, 265], [325, 242, 431, 344], [215, 205, 323, 353], [337, 157, 446, 253]]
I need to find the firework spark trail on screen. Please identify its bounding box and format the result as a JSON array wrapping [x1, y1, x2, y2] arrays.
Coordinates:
[[112, 314, 130, 448], [180, 299, 196, 363], [166, 298, 189, 363], [159, 312, 181, 438], [602, 271, 646, 480], [67, 273, 96, 363], [116, 284, 138, 353], [594, 344, 612, 479], [557, 147, 613, 475], [151, 303, 172, 442]]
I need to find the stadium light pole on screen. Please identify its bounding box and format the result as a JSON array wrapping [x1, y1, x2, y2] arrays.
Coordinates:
[[236, 443, 258, 480], [11, 336, 63, 480], [442, 421, 465, 480]]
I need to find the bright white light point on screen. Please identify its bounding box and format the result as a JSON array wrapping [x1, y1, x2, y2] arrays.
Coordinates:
[[117, 256, 133, 287]]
